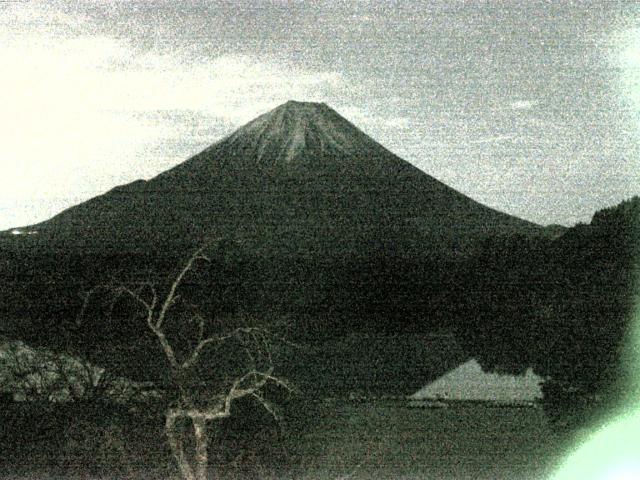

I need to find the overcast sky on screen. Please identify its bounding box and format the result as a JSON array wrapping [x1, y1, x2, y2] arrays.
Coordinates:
[[1, 0, 639, 229]]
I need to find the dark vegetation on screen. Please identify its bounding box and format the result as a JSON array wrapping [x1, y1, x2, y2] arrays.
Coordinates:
[[0, 394, 567, 480], [0, 198, 635, 476], [0, 395, 290, 479], [454, 196, 639, 428], [0, 200, 636, 445]]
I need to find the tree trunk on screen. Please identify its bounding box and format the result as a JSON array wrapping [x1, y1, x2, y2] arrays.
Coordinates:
[[166, 409, 213, 480], [193, 416, 210, 480], [166, 411, 196, 480]]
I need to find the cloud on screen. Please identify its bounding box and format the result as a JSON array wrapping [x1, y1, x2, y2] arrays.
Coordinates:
[[470, 135, 515, 144], [0, 1, 89, 36], [0, 3, 348, 229], [336, 106, 411, 130], [612, 27, 640, 118], [510, 100, 538, 110], [106, 52, 345, 121], [382, 116, 411, 129]]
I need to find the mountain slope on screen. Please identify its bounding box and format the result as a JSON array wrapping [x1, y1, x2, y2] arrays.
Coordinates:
[[13, 101, 541, 257]]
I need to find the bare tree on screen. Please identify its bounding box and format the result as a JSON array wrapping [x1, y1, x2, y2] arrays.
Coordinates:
[[78, 243, 293, 480]]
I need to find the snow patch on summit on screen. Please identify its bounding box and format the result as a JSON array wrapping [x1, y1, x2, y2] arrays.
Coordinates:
[[224, 101, 369, 165]]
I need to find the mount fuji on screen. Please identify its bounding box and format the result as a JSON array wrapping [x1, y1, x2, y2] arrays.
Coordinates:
[[9, 100, 541, 257]]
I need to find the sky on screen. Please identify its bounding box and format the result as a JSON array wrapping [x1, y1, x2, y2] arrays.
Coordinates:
[[1, 0, 640, 230]]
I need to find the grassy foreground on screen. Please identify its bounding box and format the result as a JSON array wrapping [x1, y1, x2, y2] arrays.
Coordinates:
[[2, 399, 572, 480], [279, 399, 569, 480]]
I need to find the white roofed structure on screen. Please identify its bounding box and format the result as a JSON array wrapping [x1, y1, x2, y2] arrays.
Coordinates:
[[411, 359, 543, 402]]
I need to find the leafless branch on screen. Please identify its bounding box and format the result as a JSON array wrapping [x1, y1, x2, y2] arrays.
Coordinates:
[[181, 326, 270, 370], [157, 245, 210, 330], [251, 392, 279, 420]]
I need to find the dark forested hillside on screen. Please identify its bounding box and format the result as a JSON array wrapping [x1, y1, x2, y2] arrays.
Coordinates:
[[455, 197, 639, 426]]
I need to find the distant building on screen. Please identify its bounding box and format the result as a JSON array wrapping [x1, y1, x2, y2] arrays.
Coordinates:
[[411, 359, 543, 402]]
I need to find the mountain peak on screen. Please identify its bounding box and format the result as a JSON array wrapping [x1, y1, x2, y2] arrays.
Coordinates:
[[267, 99, 334, 121], [280, 99, 329, 111], [222, 100, 367, 166], [262, 100, 336, 127]]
